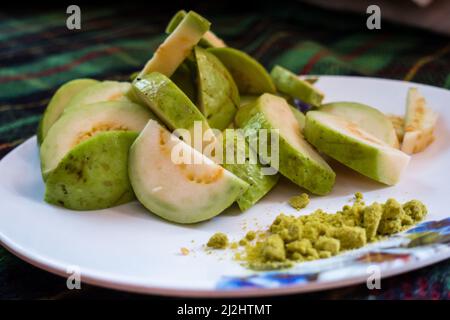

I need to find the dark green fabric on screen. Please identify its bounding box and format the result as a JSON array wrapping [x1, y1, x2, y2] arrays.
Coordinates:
[[0, 3, 449, 299]]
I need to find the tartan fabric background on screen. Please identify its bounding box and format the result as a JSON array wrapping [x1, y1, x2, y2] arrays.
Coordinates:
[[0, 2, 449, 299]]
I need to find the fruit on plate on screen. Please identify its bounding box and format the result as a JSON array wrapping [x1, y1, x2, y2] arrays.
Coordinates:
[[235, 93, 335, 195], [40, 101, 155, 178], [195, 46, 239, 130], [166, 10, 226, 48], [138, 11, 210, 78], [289, 104, 306, 130], [401, 88, 438, 154], [237, 94, 305, 129], [270, 65, 324, 107], [319, 102, 399, 148], [128, 119, 249, 224], [132, 72, 214, 152], [388, 114, 405, 143], [208, 47, 276, 94], [219, 131, 279, 211], [64, 81, 131, 111], [37, 78, 99, 145], [304, 111, 410, 185], [44, 131, 138, 210]]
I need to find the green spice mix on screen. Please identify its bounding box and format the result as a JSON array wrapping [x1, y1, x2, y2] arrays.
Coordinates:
[[206, 193, 427, 270]]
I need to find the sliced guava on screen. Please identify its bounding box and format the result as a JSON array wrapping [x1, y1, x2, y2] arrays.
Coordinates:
[[304, 111, 410, 185], [64, 81, 131, 111], [40, 101, 154, 178], [238, 95, 305, 129], [270, 65, 324, 107], [289, 105, 306, 130], [320, 102, 399, 148], [37, 79, 99, 144], [219, 132, 279, 211], [132, 72, 213, 151], [138, 11, 210, 78], [128, 120, 248, 224], [195, 46, 239, 130], [45, 131, 138, 210], [401, 88, 438, 154], [235, 94, 335, 195], [166, 10, 226, 48], [208, 47, 276, 94]]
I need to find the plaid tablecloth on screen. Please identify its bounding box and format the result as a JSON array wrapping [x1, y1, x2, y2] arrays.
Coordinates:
[[0, 3, 449, 299]]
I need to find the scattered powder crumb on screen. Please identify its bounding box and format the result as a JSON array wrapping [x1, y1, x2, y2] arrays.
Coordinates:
[[289, 193, 310, 210], [239, 239, 247, 246], [180, 247, 190, 256], [245, 231, 256, 241], [206, 232, 228, 249], [355, 192, 364, 202]]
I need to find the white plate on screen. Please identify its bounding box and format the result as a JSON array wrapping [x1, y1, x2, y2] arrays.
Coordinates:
[[1, 76, 449, 297]]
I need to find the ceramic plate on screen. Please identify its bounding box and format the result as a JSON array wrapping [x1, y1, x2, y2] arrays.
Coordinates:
[[1, 76, 449, 297]]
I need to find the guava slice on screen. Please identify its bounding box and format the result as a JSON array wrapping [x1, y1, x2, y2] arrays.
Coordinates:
[[138, 11, 210, 78], [401, 88, 438, 154], [166, 10, 226, 48], [304, 111, 410, 185], [45, 131, 138, 210], [320, 102, 399, 148], [238, 95, 305, 129], [128, 120, 249, 224], [270, 65, 324, 107], [37, 79, 99, 144], [219, 131, 279, 211], [40, 101, 154, 178], [195, 46, 239, 130], [289, 105, 306, 130], [64, 81, 131, 111], [235, 94, 335, 195], [208, 47, 276, 94], [132, 72, 213, 151]]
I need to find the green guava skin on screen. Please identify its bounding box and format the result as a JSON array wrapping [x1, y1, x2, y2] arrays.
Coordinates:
[[195, 46, 239, 130], [132, 72, 211, 139], [319, 102, 399, 148], [238, 95, 305, 130], [219, 132, 279, 211], [40, 101, 155, 179], [45, 131, 138, 210], [235, 94, 335, 195], [270, 65, 324, 107], [304, 111, 408, 185], [64, 81, 132, 111], [239, 95, 258, 108], [165, 10, 187, 33], [208, 47, 276, 95], [128, 120, 249, 224], [166, 10, 225, 48], [37, 79, 99, 145]]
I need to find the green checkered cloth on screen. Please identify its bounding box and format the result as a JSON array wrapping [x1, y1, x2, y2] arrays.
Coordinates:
[[0, 3, 449, 299]]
